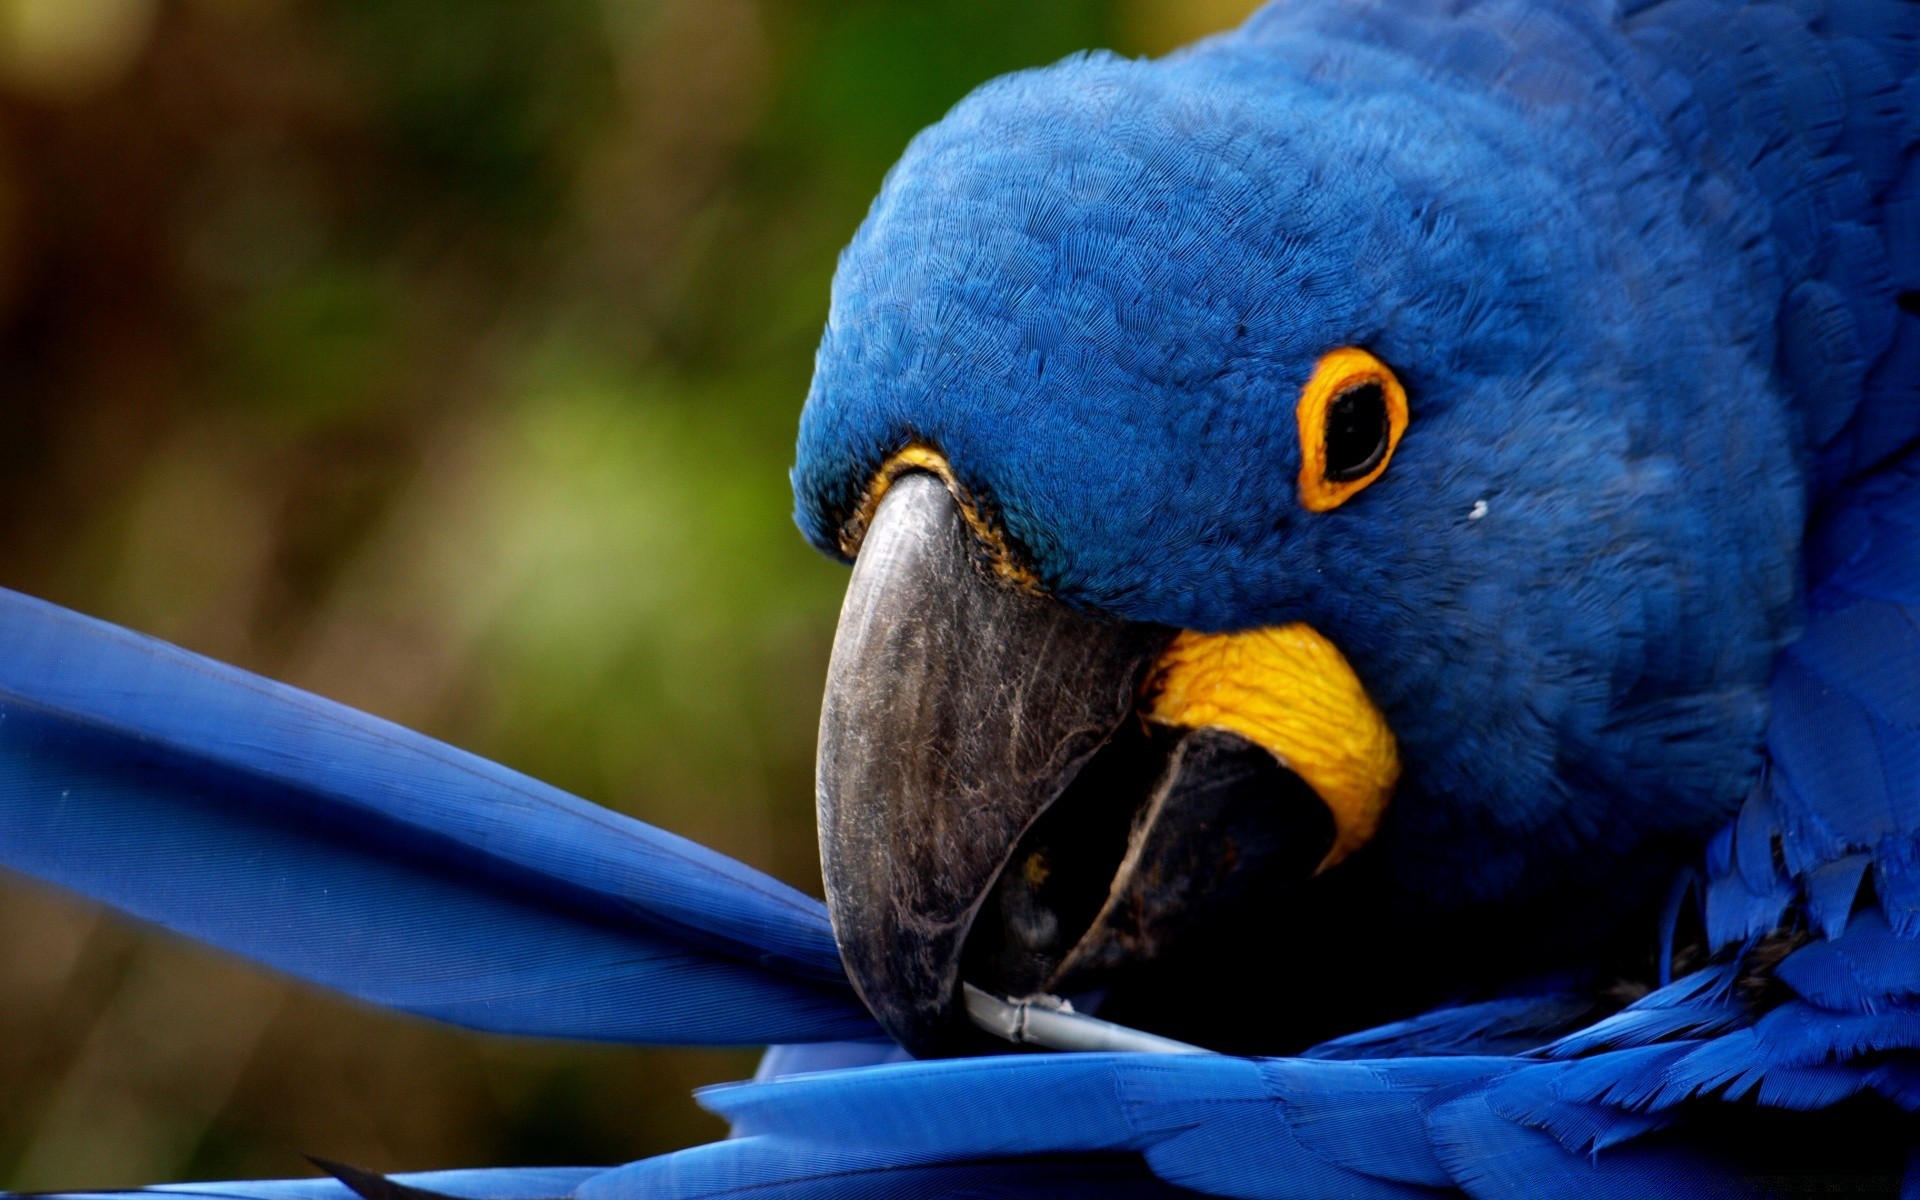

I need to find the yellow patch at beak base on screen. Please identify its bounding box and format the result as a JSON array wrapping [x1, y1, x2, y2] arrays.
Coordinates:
[[1143, 624, 1399, 870]]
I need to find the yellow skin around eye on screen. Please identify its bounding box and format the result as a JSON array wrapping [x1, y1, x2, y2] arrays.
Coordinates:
[[1144, 623, 1401, 870], [1296, 346, 1410, 513]]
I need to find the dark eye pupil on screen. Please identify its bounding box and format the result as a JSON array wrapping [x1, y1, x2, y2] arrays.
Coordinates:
[[1323, 382, 1390, 483]]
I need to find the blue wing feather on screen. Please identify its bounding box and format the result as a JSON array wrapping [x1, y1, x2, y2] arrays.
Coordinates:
[[702, 1053, 1492, 1199], [38, 1154, 1207, 1200], [1425, 1090, 1766, 1200], [46, 1167, 601, 1200], [584, 1138, 1208, 1200], [1715, 450, 1920, 943], [0, 586, 877, 1045]]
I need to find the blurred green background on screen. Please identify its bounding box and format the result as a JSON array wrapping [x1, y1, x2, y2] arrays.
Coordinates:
[[0, 0, 1260, 1187]]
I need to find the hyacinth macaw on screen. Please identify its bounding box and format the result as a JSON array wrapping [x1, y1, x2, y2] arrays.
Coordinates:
[[1, 0, 1918, 1195]]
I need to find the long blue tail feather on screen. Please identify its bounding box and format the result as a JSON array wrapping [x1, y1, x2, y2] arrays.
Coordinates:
[[0, 586, 878, 1045], [39, 1167, 601, 1200]]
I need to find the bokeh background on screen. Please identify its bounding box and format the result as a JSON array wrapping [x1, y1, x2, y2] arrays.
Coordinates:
[[0, 0, 1261, 1186]]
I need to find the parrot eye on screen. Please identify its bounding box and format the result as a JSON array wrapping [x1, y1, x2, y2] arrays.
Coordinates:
[[1324, 383, 1389, 482], [1296, 347, 1409, 512]]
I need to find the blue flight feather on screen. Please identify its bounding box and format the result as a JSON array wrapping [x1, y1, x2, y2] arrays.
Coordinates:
[[38, 1158, 1207, 1200], [0, 586, 877, 1045], [50, 1167, 600, 1200], [583, 1144, 1205, 1200]]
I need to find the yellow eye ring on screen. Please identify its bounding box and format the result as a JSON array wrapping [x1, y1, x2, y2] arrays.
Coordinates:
[[1296, 347, 1409, 512]]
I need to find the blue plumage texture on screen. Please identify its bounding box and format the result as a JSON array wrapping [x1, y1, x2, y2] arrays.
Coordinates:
[[5, 0, 1920, 1196]]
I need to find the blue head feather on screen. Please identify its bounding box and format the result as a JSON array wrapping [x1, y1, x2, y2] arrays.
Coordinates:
[[793, 19, 1806, 925]]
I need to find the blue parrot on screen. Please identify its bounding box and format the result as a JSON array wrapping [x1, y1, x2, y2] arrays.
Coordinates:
[[1, 0, 1917, 1195]]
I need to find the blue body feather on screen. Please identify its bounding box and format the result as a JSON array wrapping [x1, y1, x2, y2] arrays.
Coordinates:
[[4, 0, 1920, 1196]]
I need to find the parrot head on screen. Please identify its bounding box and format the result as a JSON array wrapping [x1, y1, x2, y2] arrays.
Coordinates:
[[794, 44, 1805, 1055]]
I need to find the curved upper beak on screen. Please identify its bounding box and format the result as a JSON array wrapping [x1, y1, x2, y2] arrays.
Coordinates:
[[815, 472, 1165, 1053], [817, 471, 1353, 1055]]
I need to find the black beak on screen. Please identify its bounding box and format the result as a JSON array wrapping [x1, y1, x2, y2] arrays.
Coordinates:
[[817, 472, 1336, 1055]]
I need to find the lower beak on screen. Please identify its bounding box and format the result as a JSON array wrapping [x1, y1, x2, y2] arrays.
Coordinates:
[[816, 472, 1341, 1055]]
